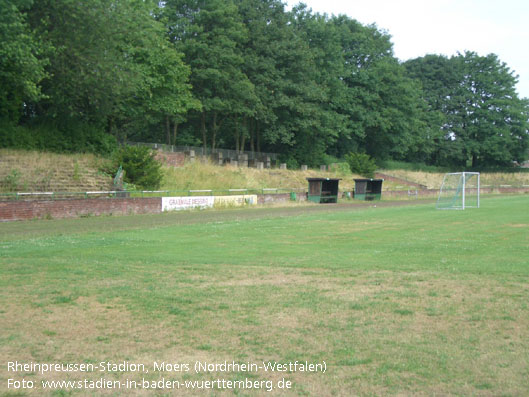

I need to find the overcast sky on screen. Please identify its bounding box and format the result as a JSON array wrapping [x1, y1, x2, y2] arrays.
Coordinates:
[[285, 0, 529, 99]]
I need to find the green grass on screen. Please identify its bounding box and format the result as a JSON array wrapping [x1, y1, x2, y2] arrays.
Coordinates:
[[1, 196, 528, 395]]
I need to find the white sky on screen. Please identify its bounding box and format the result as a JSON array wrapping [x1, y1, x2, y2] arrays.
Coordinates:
[[286, 0, 529, 99]]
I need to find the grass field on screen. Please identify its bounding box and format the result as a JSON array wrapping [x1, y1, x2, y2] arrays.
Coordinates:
[[1, 196, 528, 395]]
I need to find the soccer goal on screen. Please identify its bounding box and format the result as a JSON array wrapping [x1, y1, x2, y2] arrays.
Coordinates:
[[436, 172, 480, 210]]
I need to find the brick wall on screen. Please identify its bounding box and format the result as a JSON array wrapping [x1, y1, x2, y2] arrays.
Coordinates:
[[257, 193, 307, 204], [0, 197, 162, 222], [382, 189, 439, 199], [1, 193, 311, 222], [2, 188, 527, 222]]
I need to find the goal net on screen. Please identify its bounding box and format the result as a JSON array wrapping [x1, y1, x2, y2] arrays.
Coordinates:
[[436, 172, 480, 210]]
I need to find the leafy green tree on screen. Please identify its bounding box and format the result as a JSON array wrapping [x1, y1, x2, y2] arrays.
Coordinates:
[[287, 7, 347, 165], [405, 52, 529, 167], [236, 2, 338, 165], [455, 52, 528, 167], [16, 0, 198, 148], [360, 58, 425, 161], [0, 0, 46, 122], [163, 0, 258, 150], [25, 0, 138, 126], [404, 54, 462, 165], [233, 0, 283, 154], [116, 7, 200, 145], [329, 16, 425, 162]]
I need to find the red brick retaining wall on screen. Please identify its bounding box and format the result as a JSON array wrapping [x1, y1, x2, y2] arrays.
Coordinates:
[[1, 187, 527, 222], [382, 189, 438, 199], [0, 197, 162, 222], [257, 193, 307, 204]]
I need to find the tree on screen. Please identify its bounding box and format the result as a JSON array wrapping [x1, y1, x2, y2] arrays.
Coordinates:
[[330, 16, 425, 162], [25, 0, 139, 126], [17, 0, 198, 148], [287, 7, 347, 165], [163, 0, 258, 150], [116, 5, 200, 145], [238, 2, 341, 165], [0, 0, 46, 122], [404, 54, 463, 165], [405, 52, 529, 167], [234, 0, 284, 154], [455, 52, 529, 167]]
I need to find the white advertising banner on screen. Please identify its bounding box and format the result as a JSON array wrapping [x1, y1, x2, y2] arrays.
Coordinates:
[[162, 196, 214, 211], [214, 195, 257, 207], [162, 195, 257, 212]]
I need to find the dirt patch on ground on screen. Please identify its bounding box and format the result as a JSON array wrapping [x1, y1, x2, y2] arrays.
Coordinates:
[[508, 223, 529, 228], [0, 199, 435, 241]]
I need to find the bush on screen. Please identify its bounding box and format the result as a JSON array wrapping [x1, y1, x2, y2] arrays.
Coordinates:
[[345, 153, 377, 178], [113, 146, 163, 190], [0, 120, 117, 155], [321, 153, 341, 166], [1, 169, 21, 192], [328, 162, 351, 175], [285, 157, 299, 170]]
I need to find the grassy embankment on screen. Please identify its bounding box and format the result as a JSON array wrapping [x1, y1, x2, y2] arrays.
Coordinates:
[[0, 195, 528, 395], [386, 169, 529, 189], [2, 149, 529, 194], [0, 149, 111, 192], [161, 161, 363, 192], [0, 149, 369, 193]]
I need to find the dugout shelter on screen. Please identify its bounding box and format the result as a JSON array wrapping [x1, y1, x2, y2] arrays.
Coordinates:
[[353, 178, 383, 201], [307, 178, 341, 203]]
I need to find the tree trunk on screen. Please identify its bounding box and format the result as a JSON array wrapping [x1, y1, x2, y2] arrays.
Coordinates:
[[211, 111, 217, 150], [234, 118, 240, 153], [201, 111, 207, 151], [240, 116, 247, 153], [107, 116, 113, 135], [256, 122, 261, 155], [166, 115, 171, 145], [172, 121, 178, 146], [250, 118, 255, 156]]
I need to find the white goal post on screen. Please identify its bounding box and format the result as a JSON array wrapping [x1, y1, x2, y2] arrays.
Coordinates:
[[436, 172, 480, 210]]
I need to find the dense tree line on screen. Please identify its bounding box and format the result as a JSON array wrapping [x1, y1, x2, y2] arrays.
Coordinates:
[[1, 0, 528, 167], [404, 52, 529, 167]]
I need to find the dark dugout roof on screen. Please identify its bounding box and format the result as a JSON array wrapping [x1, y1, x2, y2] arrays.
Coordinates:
[[306, 178, 342, 181]]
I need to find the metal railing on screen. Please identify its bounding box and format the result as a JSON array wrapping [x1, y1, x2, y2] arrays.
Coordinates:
[[0, 188, 308, 201], [2, 185, 528, 202]]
